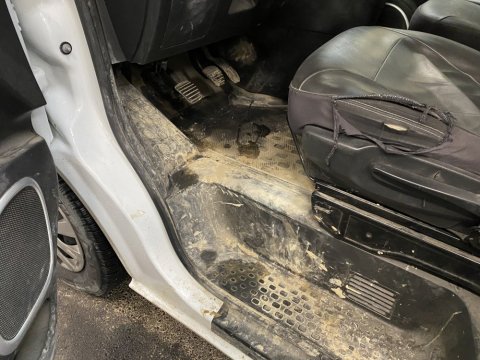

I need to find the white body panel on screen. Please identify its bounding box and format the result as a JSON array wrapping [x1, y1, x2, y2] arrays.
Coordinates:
[[11, 0, 248, 357]]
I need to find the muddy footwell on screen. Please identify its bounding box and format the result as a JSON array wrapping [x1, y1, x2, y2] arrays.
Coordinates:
[[173, 96, 310, 188], [116, 77, 477, 360]]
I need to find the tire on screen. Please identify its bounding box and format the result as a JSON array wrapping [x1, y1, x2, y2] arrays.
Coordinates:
[[56, 178, 126, 296]]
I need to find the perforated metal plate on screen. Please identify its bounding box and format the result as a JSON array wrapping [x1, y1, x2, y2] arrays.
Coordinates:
[[207, 259, 420, 359], [210, 260, 325, 338]]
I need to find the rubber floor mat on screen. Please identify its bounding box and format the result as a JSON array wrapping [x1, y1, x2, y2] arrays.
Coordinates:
[[166, 182, 473, 360], [172, 95, 310, 188]]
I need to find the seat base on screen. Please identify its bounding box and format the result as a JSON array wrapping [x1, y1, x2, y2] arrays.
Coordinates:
[[312, 182, 480, 295], [301, 126, 480, 232]]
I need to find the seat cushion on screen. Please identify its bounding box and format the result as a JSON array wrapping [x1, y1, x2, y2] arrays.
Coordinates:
[[410, 0, 480, 51], [288, 26, 480, 175], [288, 26, 480, 230]]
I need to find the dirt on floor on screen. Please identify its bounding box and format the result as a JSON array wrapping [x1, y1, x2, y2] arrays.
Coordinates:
[[55, 281, 228, 360]]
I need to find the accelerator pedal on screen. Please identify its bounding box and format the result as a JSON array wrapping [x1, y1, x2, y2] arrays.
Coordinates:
[[174, 80, 204, 105], [216, 60, 240, 84], [202, 65, 225, 87], [203, 48, 241, 84]]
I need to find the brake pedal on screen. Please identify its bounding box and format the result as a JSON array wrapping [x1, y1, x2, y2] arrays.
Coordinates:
[[174, 80, 204, 105], [202, 65, 225, 87]]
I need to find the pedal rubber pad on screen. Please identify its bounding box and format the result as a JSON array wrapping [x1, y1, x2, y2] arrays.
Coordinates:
[[202, 65, 225, 87], [203, 48, 241, 84], [174, 80, 204, 105], [216, 59, 240, 84]]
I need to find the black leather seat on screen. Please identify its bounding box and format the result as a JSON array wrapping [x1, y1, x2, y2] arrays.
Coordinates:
[[288, 26, 480, 234], [410, 0, 480, 51]]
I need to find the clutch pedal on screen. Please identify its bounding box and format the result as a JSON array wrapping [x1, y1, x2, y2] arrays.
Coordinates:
[[174, 80, 204, 105]]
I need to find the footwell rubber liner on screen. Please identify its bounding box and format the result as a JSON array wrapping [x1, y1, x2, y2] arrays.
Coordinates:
[[177, 96, 308, 188], [167, 180, 477, 360], [123, 72, 479, 359], [143, 83, 310, 188]]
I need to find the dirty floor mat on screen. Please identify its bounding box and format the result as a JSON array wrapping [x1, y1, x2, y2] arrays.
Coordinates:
[[169, 94, 309, 188]]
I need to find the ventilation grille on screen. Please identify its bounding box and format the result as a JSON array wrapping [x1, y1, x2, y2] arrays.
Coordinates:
[[345, 273, 397, 319], [0, 187, 51, 340]]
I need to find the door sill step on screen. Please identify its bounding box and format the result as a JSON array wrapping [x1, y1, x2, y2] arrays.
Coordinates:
[[167, 178, 475, 359]]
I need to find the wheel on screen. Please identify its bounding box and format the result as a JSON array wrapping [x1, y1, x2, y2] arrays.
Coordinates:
[[56, 178, 126, 296]]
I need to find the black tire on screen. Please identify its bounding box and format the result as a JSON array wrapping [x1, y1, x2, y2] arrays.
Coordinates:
[[57, 178, 126, 296]]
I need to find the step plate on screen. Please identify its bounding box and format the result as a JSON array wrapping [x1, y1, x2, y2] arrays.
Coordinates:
[[167, 178, 475, 360], [208, 259, 417, 360], [211, 261, 327, 341]]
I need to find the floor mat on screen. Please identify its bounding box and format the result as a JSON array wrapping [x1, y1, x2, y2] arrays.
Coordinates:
[[170, 94, 310, 188]]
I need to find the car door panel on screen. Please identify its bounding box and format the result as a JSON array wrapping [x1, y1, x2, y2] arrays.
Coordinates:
[[0, 2, 58, 358]]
